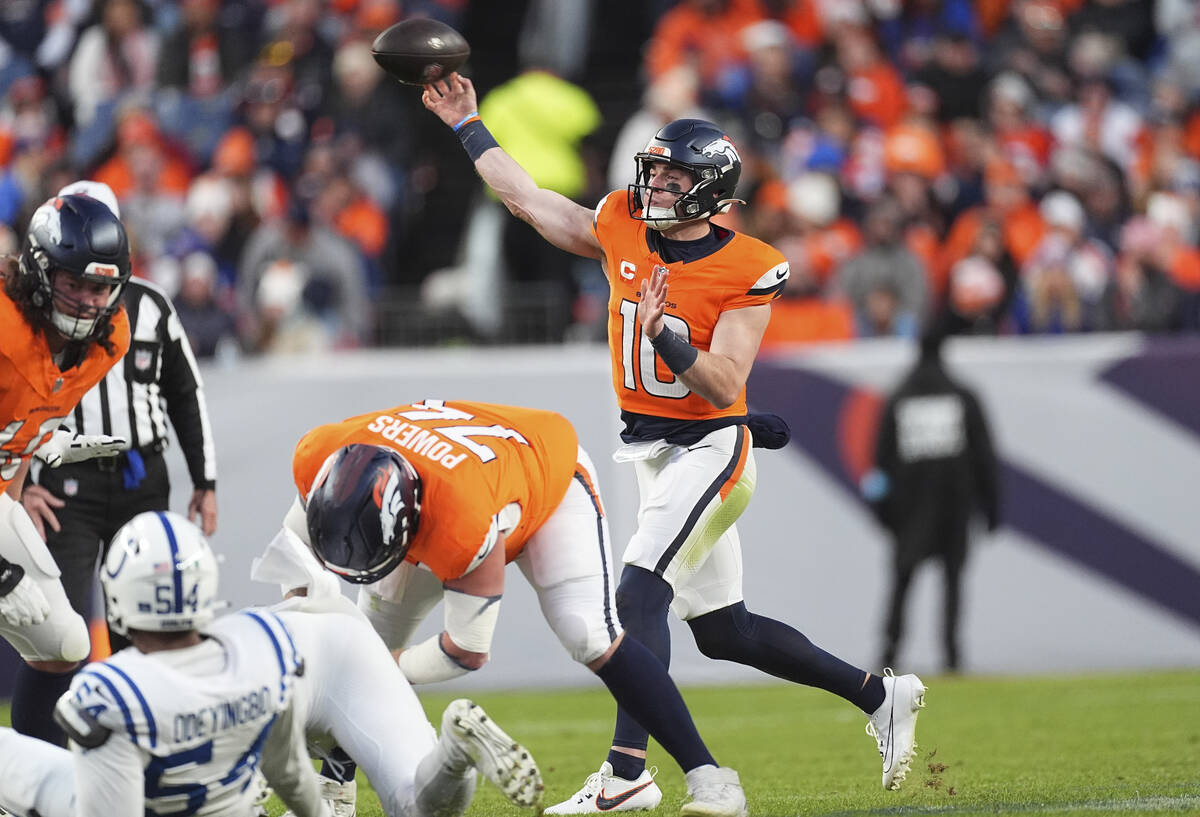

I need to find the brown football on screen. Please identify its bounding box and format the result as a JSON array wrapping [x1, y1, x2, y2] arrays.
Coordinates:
[[371, 18, 470, 85]]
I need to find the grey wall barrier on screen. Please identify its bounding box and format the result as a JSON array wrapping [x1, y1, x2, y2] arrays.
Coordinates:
[[2, 336, 1197, 696]]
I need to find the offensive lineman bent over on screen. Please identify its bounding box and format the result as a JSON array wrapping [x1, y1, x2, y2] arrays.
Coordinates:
[[261, 399, 748, 817]]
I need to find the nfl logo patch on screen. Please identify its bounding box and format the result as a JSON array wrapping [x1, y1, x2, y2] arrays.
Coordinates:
[[64, 479, 79, 497], [134, 349, 153, 371], [653, 264, 669, 277]]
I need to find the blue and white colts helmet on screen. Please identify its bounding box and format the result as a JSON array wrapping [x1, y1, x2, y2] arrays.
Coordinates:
[[101, 511, 220, 636]]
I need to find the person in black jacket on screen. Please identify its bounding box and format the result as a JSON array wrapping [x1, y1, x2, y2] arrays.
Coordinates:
[[863, 329, 999, 673]]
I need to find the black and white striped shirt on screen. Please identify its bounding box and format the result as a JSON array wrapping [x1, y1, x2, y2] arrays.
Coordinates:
[[63, 279, 217, 490]]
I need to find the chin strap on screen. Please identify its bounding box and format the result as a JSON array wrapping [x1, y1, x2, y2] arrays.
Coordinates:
[[713, 198, 746, 215]]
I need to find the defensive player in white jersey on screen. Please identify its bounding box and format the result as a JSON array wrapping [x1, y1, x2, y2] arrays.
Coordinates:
[[0, 512, 544, 817], [0, 510, 326, 817]]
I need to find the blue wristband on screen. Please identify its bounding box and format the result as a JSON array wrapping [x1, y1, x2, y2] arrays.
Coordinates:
[[457, 118, 499, 162], [649, 326, 698, 375], [452, 112, 479, 132]]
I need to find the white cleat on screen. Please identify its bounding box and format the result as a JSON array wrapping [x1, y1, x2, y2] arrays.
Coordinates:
[[444, 698, 544, 809], [866, 668, 927, 791], [681, 765, 747, 817], [284, 775, 356, 817], [545, 762, 662, 814]]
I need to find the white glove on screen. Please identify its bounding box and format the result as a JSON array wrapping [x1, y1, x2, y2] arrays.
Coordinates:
[[35, 429, 127, 468], [0, 562, 51, 627]]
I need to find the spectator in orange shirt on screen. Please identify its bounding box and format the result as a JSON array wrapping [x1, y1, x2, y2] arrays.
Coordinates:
[[937, 158, 1045, 286], [92, 109, 193, 203], [883, 119, 948, 300], [834, 25, 907, 129], [757, 171, 857, 348], [644, 0, 765, 96]]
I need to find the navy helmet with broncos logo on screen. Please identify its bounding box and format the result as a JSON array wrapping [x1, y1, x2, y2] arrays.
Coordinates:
[[629, 118, 743, 230]]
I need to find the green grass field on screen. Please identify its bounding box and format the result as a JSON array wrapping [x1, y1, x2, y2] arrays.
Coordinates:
[[6, 670, 1199, 816]]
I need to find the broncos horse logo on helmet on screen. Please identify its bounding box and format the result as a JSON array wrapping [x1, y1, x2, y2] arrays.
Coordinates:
[[13, 194, 131, 346], [629, 118, 745, 230], [305, 444, 423, 584]]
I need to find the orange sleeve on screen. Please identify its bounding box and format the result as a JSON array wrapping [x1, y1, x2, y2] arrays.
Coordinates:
[[644, 6, 696, 78], [936, 210, 981, 284]]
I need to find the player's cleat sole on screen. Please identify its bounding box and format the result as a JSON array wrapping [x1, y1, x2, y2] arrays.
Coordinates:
[[445, 699, 544, 810], [867, 669, 927, 791], [545, 761, 662, 814]]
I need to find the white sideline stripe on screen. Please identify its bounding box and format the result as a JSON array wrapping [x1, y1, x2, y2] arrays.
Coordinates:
[[819, 794, 1200, 815]]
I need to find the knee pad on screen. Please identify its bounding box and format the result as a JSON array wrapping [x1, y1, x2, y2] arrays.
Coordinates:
[[0, 494, 61, 579], [538, 579, 621, 664], [688, 602, 749, 660]]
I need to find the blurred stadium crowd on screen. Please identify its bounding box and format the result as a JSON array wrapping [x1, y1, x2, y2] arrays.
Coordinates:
[[2, 0, 1199, 355]]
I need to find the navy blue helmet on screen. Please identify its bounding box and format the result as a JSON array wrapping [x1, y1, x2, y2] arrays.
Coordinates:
[[17, 194, 130, 341], [628, 118, 743, 228], [305, 445, 423, 584]]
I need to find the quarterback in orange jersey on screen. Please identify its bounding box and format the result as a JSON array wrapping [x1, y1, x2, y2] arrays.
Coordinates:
[[253, 400, 747, 817], [0, 193, 132, 677], [424, 74, 927, 809]]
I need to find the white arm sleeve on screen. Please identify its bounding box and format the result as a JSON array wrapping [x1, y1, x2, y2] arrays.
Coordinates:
[[73, 734, 144, 817], [395, 589, 502, 685], [260, 699, 327, 817]]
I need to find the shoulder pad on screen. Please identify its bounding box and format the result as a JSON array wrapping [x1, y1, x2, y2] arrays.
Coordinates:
[[54, 696, 112, 749]]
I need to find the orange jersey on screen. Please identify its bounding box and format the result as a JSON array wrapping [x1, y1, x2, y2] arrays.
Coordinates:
[[0, 288, 130, 489], [592, 190, 788, 421], [293, 400, 579, 581]]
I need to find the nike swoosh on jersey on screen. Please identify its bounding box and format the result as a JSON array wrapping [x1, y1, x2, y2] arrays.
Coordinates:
[[596, 781, 655, 810]]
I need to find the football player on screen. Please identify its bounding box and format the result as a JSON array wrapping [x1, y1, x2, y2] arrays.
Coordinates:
[[0, 194, 131, 685], [422, 75, 926, 808], [253, 399, 748, 817], [0, 510, 326, 817], [264, 562, 544, 817], [0, 511, 544, 817]]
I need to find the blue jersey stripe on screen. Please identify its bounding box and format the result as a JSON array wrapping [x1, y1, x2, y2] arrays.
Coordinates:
[[99, 662, 158, 748], [154, 511, 184, 614], [261, 610, 300, 673], [244, 610, 289, 701], [79, 668, 138, 745]]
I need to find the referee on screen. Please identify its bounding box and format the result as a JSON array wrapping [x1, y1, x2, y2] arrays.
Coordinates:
[[14, 182, 218, 744]]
